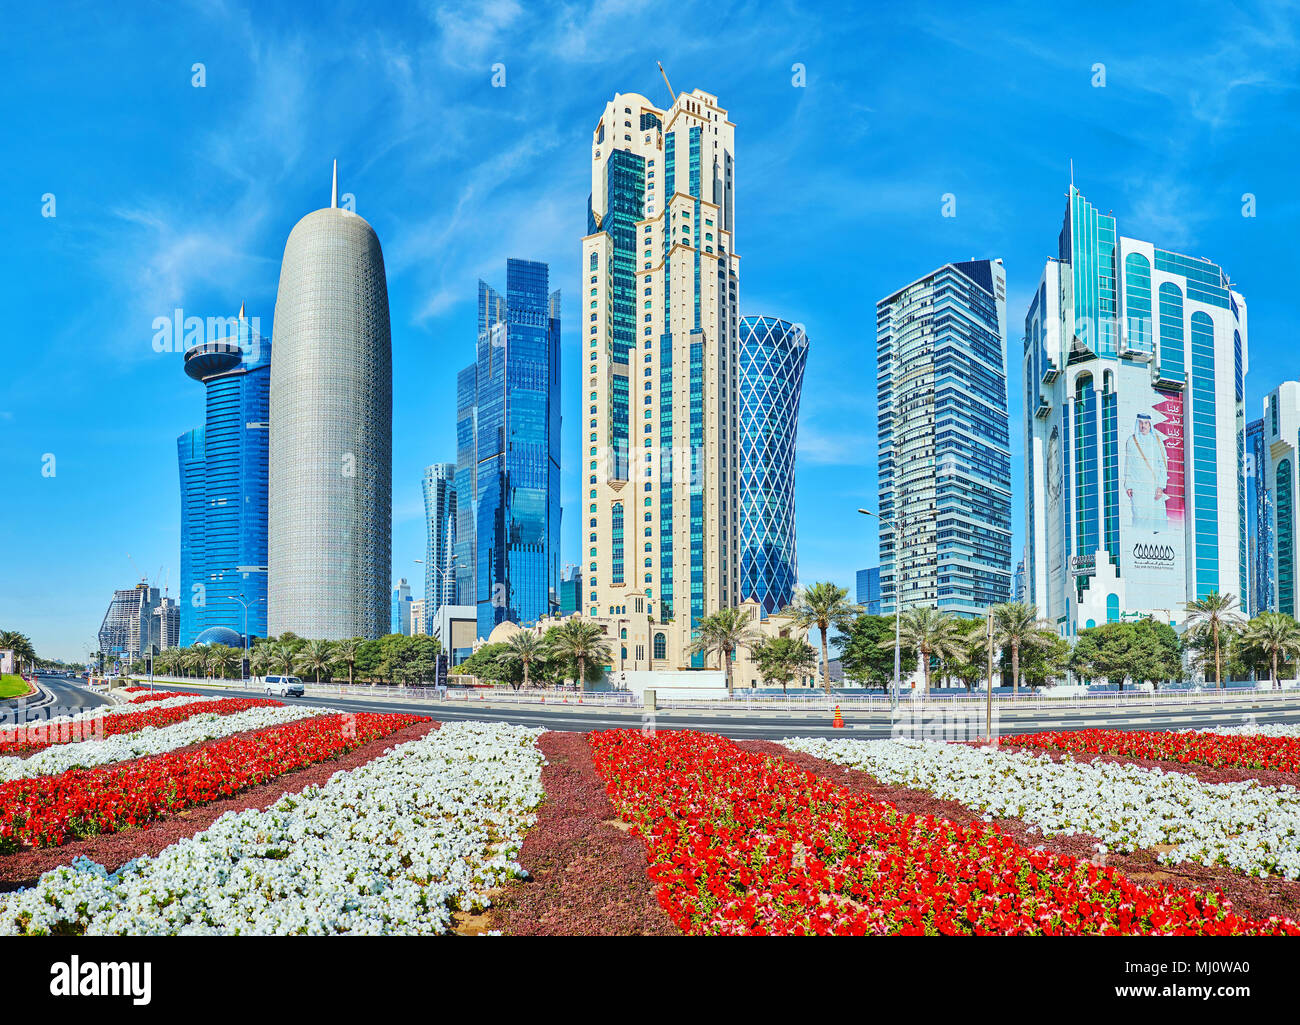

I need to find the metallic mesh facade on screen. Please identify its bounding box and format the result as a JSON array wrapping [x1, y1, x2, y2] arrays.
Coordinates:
[[268, 207, 392, 640], [738, 316, 808, 615]]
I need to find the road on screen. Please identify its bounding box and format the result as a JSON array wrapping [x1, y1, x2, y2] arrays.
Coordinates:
[[144, 681, 1300, 741], [1, 674, 112, 721]]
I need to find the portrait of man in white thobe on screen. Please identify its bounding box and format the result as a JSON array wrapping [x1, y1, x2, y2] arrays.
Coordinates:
[[1124, 413, 1169, 531]]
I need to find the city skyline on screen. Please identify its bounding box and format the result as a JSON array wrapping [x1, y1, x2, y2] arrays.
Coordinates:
[[5, 2, 1300, 659]]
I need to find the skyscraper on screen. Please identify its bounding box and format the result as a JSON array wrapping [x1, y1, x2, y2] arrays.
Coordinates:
[[584, 87, 740, 661], [421, 462, 457, 630], [98, 583, 161, 662], [559, 564, 583, 615], [268, 163, 392, 640], [177, 306, 269, 646], [1250, 384, 1300, 618], [454, 363, 478, 616], [1024, 185, 1248, 633], [456, 260, 561, 638], [856, 567, 882, 614], [1247, 415, 1271, 617], [391, 578, 412, 636], [876, 259, 1013, 616], [738, 315, 808, 615], [154, 598, 180, 651]]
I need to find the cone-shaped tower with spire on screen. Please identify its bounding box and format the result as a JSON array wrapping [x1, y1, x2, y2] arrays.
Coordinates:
[[268, 162, 392, 639]]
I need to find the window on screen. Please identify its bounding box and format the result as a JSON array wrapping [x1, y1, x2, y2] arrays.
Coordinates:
[[653, 633, 666, 659]]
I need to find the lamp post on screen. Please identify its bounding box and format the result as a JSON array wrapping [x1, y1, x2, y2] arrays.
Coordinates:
[[414, 556, 459, 637], [226, 594, 265, 687], [859, 508, 902, 712]]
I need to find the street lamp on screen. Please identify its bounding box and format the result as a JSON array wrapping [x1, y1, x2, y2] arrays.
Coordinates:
[[414, 556, 459, 635], [226, 594, 265, 686], [859, 508, 902, 712]]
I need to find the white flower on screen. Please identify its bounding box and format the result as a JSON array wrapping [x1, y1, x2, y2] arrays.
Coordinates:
[[0, 704, 334, 783], [0, 720, 546, 936], [782, 736, 1300, 881]]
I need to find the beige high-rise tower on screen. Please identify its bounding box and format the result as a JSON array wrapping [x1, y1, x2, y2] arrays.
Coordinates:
[[582, 87, 740, 662]]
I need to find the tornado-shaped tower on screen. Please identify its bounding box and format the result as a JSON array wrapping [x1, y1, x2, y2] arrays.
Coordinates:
[[268, 162, 392, 639]]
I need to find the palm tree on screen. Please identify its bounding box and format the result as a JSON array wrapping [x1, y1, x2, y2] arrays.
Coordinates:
[[502, 630, 548, 690], [895, 606, 963, 695], [248, 645, 272, 683], [329, 637, 361, 687], [690, 606, 761, 692], [271, 642, 297, 676], [207, 644, 239, 680], [992, 602, 1055, 696], [295, 639, 334, 685], [153, 648, 179, 677], [779, 583, 862, 696], [548, 619, 613, 692], [1184, 592, 1244, 688], [0, 630, 37, 674], [1241, 612, 1300, 690], [184, 645, 210, 680]]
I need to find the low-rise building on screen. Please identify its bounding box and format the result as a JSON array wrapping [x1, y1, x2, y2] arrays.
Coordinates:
[[485, 597, 815, 692]]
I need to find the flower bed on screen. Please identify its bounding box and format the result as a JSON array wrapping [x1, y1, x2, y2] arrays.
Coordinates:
[[0, 703, 329, 784], [588, 729, 1298, 935], [485, 731, 679, 936], [1004, 727, 1300, 774], [0, 721, 543, 935], [0, 697, 283, 757], [783, 737, 1300, 881], [0, 712, 427, 853], [1201, 723, 1300, 739], [127, 690, 200, 704]]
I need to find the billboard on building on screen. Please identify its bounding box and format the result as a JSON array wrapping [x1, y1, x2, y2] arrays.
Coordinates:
[[1118, 364, 1186, 613]]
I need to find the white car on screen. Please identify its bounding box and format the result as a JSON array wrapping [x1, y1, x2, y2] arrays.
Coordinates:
[[264, 674, 305, 698]]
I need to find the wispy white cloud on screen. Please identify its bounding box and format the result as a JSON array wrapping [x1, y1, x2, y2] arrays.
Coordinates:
[[797, 425, 875, 466]]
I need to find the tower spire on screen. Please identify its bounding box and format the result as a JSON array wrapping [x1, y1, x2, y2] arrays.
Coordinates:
[[238, 301, 245, 320], [331, 159, 338, 209]]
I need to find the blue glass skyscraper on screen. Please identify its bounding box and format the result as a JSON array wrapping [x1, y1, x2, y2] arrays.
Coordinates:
[[422, 462, 457, 631], [456, 260, 561, 638], [177, 308, 270, 646], [738, 316, 808, 616], [856, 567, 882, 614]]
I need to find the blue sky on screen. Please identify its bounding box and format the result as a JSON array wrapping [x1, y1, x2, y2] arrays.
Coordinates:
[[3, 0, 1299, 661]]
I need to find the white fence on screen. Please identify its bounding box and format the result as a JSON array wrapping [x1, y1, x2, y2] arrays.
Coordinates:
[[126, 674, 1300, 713]]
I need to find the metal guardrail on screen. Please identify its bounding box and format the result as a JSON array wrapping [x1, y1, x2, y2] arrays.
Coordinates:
[[128, 674, 1300, 714]]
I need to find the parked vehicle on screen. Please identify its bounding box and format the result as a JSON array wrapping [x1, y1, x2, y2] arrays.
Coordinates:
[[264, 674, 305, 697]]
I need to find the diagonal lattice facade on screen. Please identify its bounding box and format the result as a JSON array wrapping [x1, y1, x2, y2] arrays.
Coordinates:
[[738, 316, 808, 615]]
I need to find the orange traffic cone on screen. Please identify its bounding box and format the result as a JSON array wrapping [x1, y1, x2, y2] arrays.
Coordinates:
[[833, 705, 844, 728]]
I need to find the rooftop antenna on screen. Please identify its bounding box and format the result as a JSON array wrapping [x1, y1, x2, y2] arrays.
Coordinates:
[[1070, 158, 1074, 188], [657, 62, 676, 103], [331, 159, 338, 209]]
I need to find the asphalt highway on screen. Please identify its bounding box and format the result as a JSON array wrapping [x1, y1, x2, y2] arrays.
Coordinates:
[[132, 680, 1300, 741], [1, 674, 112, 721]]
